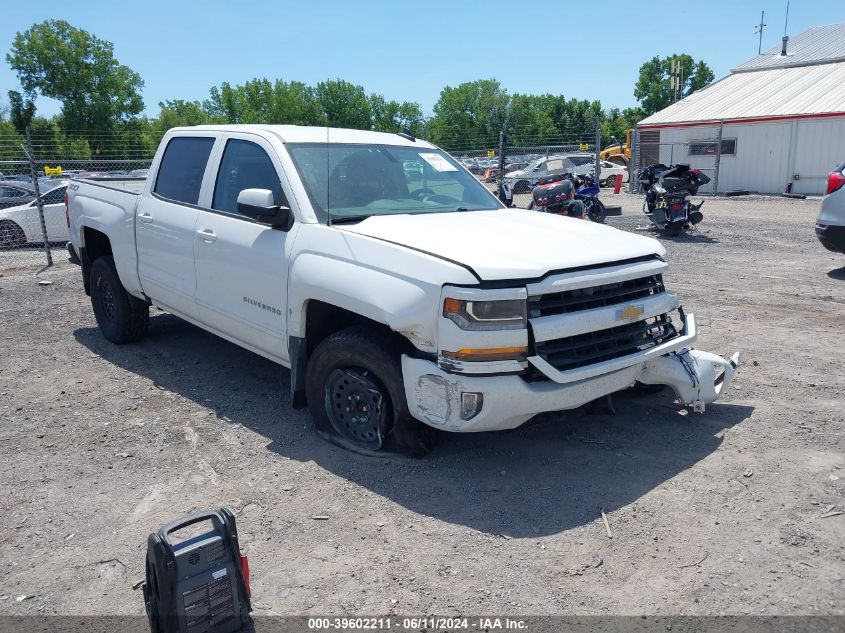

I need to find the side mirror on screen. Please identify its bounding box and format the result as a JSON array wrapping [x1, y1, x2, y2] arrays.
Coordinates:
[[236, 188, 292, 230]]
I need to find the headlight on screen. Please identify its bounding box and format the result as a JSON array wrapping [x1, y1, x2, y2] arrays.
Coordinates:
[[443, 298, 527, 331]]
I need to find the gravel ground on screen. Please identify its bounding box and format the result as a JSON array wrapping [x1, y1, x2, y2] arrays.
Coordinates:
[[0, 193, 843, 617]]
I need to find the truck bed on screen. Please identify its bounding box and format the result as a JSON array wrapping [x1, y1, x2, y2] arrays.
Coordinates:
[[72, 176, 146, 195]]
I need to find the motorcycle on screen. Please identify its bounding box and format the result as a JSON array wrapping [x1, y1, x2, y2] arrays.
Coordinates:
[[638, 163, 709, 236], [527, 172, 606, 223]]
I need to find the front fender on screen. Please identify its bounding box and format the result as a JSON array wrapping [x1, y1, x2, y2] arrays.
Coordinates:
[[288, 252, 440, 352]]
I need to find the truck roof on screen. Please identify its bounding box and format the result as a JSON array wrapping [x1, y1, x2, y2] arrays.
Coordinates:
[[170, 124, 436, 148]]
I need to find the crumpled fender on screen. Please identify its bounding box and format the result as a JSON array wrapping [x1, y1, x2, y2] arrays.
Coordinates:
[[639, 348, 740, 412]]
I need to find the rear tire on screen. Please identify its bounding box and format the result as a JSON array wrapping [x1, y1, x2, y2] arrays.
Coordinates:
[[667, 222, 683, 237], [0, 220, 26, 249], [90, 256, 149, 344], [305, 325, 439, 457]]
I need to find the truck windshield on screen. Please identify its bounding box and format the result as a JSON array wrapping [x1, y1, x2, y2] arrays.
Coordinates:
[[286, 143, 503, 223]]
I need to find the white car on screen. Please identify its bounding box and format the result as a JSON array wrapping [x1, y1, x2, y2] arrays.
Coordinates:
[[0, 182, 69, 248], [599, 160, 629, 188], [67, 125, 738, 456], [503, 154, 596, 193]]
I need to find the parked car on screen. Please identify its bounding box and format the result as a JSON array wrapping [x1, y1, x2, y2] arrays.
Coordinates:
[[0, 182, 36, 210], [503, 154, 596, 193], [0, 182, 69, 248], [129, 169, 150, 178], [816, 161, 845, 254], [67, 124, 738, 456], [599, 160, 629, 188]]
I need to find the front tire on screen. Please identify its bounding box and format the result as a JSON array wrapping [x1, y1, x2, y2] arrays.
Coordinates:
[[305, 326, 439, 457], [605, 175, 618, 189], [587, 199, 606, 223], [90, 256, 149, 344]]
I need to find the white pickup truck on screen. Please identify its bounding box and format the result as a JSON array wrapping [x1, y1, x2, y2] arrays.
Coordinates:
[[67, 125, 738, 456]]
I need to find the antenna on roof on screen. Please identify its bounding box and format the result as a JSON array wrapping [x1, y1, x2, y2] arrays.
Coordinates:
[[754, 10, 766, 55], [397, 129, 416, 142]]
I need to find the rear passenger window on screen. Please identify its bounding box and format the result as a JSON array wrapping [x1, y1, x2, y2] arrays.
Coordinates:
[[212, 139, 285, 215], [153, 137, 215, 205], [42, 187, 66, 204]]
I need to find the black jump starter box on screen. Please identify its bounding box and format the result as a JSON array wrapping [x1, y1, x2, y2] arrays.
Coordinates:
[[143, 508, 251, 633]]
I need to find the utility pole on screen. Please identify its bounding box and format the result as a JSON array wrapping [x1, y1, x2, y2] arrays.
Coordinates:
[[755, 10, 766, 54], [669, 58, 683, 102]]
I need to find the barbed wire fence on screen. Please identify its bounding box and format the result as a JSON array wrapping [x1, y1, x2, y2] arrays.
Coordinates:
[[427, 119, 608, 206], [0, 127, 160, 272]]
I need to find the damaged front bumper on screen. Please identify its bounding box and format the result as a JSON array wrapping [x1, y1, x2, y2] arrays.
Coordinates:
[[402, 313, 739, 432]]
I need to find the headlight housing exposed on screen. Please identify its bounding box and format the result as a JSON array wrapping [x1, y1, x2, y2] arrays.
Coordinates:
[[443, 298, 527, 331]]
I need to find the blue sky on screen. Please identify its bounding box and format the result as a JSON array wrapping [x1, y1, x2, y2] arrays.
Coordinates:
[[1, 0, 843, 119]]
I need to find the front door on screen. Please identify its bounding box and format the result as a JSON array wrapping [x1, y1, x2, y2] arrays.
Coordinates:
[[136, 135, 217, 319], [193, 136, 293, 363]]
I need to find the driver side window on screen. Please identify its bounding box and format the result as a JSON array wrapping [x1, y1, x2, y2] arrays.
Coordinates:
[[212, 139, 287, 216]]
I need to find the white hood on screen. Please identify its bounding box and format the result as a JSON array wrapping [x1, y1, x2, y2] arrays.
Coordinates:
[[339, 208, 664, 280]]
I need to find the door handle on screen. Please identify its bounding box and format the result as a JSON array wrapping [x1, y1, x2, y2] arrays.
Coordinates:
[[138, 212, 153, 223], [196, 228, 217, 243]]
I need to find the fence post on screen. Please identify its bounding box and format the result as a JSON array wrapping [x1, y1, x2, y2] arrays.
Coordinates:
[[629, 128, 640, 193], [24, 127, 53, 267], [594, 117, 601, 184], [712, 121, 723, 196]]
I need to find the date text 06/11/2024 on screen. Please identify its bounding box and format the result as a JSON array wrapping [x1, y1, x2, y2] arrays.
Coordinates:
[[306, 617, 528, 630]]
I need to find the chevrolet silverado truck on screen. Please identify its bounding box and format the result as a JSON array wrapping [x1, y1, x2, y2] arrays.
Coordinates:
[[67, 125, 739, 456]]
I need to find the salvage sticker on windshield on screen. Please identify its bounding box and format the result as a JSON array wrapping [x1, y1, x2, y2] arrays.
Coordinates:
[[419, 152, 458, 172]]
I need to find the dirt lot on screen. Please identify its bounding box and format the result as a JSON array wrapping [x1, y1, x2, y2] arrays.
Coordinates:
[[0, 193, 843, 617]]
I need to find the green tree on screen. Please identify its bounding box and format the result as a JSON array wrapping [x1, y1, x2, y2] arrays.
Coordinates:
[[7, 90, 36, 132], [634, 54, 714, 116], [428, 79, 510, 151], [316, 79, 371, 129], [6, 20, 144, 147]]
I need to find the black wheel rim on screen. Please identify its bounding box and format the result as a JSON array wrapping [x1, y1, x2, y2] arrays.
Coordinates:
[[99, 278, 117, 321], [324, 367, 387, 450]]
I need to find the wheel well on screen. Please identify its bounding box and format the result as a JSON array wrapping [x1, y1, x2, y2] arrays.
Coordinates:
[[82, 227, 112, 262], [305, 300, 405, 355], [80, 227, 112, 295], [289, 300, 412, 410]]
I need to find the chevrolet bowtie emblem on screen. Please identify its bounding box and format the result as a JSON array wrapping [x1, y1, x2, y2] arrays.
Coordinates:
[[616, 304, 645, 321]]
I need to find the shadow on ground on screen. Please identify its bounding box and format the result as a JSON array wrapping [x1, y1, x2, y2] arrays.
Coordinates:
[[75, 313, 753, 538], [827, 265, 845, 281]]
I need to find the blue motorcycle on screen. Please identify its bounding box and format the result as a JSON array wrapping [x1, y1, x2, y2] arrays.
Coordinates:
[[570, 173, 606, 223]]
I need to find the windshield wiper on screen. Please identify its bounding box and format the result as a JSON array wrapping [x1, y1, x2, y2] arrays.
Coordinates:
[[455, 207, 469, 212], [329, 215, 370, 225]]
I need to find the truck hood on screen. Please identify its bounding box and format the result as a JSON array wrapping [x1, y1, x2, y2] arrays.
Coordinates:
[[338, 208, 664, 280]]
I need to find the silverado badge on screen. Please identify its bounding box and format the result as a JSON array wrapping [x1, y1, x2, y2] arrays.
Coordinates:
[[616, 303, 645, 322]]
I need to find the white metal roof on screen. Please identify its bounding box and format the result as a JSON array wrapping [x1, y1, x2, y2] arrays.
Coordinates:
[[640, 22, 845, 126], [733, 22, 845, 72], [173, 124, 434, 147], [639, 61, 845, 126]]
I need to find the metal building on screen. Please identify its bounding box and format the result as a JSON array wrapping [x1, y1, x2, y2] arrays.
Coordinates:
[[636, 23, 845, 195]]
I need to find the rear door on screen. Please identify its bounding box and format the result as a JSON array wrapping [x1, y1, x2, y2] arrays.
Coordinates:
[[193, 133, 294, 363], [39, 185, 69, 241], [136, 135, 218, 319]]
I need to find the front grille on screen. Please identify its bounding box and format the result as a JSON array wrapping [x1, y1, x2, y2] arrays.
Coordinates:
[[529, 274, 665, 317], [534, 313, 678, 373]]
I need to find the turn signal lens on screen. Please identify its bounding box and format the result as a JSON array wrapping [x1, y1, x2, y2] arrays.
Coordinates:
[[441, 346, 528, 362]]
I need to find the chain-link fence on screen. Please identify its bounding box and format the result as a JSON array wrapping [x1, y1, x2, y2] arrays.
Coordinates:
[[0, 127, 159, 271], [1, 121, 611, 272], [628, 126, 725, 195]]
